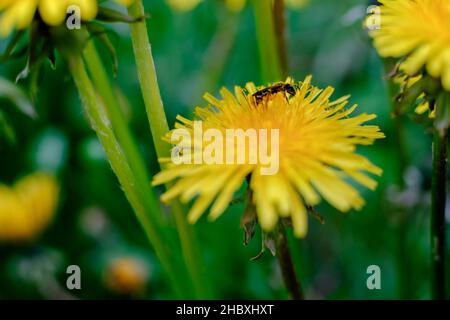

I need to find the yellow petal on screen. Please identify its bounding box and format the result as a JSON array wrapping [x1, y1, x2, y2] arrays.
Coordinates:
[[38, 0, 68, 26]]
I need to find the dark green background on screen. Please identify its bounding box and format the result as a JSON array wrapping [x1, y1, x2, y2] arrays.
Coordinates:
[[0, 0, 448, 299]]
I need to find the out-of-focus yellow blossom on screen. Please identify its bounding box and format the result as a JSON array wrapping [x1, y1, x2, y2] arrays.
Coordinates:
[[153, 77, 384, 238], [0, 172, 59, 242], [166, 0, 203, 12], [369, 0, 450, 91], [225, 0, 245, 12], [225, 0, 310, 13], [284, 0, 309, 10], [165, 0, 310, 13], [0, 0, 135, 37], [104, 257, 149, 295]]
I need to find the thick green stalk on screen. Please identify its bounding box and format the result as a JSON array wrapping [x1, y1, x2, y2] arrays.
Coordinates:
[[127, 0, 212, 299], [431, 128, 447, 300], [82, 39, 166, 229], [252, 0, 283, 83], [66, 55, 184, 297], [127, 1, 169, 156]]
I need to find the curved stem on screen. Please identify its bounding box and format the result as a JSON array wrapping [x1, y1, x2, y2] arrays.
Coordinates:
[[66, 54, 184, 297], [82, 39, 166, 229], [431, 128, 447, 300], [127, 0, 212, 299], [252, 0, 283, 83]]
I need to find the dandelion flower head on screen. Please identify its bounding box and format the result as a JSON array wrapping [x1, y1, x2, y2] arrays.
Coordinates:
[[153, 77, 384, 237]]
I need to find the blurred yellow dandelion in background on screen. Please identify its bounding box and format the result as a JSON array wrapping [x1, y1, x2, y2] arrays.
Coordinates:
[[0, 0, 134, 37], [225, 0, 246, 12], [0, 172, 59, 242], [284, 0, 309, 10], [166, 0, 203, 12], [165, 0, 310, 13], [104, 257, 149, 296], [369, 0, 450, 91], [153, 77, 384, 238], [225, 0, 310, 13]]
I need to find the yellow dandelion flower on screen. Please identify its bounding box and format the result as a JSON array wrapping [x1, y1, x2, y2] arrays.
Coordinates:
[[0, 0, 134, 37], [0, 172, 59, 242], [153, 77, 384, 237], [369, 0, 450, 91]]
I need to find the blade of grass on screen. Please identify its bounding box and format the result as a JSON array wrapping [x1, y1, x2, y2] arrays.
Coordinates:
[[127, 0, 213, 299]]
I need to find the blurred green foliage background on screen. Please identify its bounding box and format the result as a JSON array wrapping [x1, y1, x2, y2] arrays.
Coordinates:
[[0, 0, 449, 299]]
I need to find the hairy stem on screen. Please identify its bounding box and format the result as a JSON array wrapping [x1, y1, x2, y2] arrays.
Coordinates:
[[82, 39, 167, 229], [127, 0, 212, 299], [67, 54, 184, 297]]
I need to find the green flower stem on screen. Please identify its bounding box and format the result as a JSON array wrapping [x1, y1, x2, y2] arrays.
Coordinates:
[[128, 0, 212, 299], [82, 39, 166, 229], [66, 54, 184, 297], [431, 128, 447, 300], [253, 0, 303, 300], [252, 0, 283, 83], [273, 0, 288, 77], [127, 1, 170, 158], [275, 225, 304, 300]]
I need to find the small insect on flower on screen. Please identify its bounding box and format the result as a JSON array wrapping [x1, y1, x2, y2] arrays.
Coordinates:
[[252, 82, 297, 105]]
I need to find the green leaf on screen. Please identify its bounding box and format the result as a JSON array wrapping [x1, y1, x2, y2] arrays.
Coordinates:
[[0, 77, 36, 119], [0, 30, 26, 62], [87, 24, 119, 77], [0, 110, 17, 145]]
